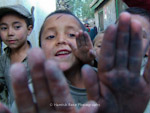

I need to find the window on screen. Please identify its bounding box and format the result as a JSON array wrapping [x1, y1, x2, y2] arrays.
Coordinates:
[[98, 10, 104, 31]]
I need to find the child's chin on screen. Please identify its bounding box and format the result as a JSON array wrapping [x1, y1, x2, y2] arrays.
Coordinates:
[[58, 63, 71, 72]]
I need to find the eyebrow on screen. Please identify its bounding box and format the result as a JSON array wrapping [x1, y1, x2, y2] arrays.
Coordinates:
[[13, 22, 22, 25], [66, 26, 77, 30], [0, 23, 7, 26], [0, 21, 21, 26], [46, 27, 55, 31]]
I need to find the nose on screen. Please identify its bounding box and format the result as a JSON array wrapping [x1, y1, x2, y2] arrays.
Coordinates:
[[56, 34, 67, 45], [7, 27, 14, 36]]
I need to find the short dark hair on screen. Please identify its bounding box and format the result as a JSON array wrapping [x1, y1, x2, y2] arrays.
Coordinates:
[[124, 7, 150, 22], [39, 9, 86, 47], [0, 11, 32, 27]]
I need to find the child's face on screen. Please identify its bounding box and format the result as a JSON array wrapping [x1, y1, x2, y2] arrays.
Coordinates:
[[94, 33, 104, 58], [0, 14, 32, 49], [41, 14, 81, 71], [131, 14, 150, 56]]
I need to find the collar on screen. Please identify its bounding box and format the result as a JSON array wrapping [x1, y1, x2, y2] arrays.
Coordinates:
[[4, 40, 32, 56]]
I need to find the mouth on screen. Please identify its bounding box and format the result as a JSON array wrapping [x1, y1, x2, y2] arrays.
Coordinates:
[[7, 40, 16, 44], [55, 49, 71, 56]]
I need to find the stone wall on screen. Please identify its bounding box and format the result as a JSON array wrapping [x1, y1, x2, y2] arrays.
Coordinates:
[[94, 0, 127, 32], [94, 0, 116, 32]]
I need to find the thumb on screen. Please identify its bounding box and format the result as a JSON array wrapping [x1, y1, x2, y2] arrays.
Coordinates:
[[68, 42, 77, 54], [89, 49, 96, 59]]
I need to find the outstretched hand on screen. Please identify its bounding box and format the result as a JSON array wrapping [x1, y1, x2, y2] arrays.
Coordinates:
[[0, 48, 98, 113], [82, 12, 150, 113], [69, 30, 96, 65]]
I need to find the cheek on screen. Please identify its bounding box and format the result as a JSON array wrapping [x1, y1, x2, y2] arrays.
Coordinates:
[[96, 48, 100, 55], [16, 30, 28, 39], [41, 42, 54, 59], [0, 32, 6, 39]]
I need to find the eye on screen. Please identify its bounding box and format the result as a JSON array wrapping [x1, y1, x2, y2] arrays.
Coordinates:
[[14, 25, 21, 30], [46, 35, 55, 39], [0, 26, 7, 31], [68, 33, 75, 38], [97, 45, 101, 48]]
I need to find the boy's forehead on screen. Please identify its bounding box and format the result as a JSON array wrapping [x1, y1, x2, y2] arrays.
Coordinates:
[[44, 13, 81, 29], [131, 14, 150, 29], [0, 13, 23, 20], [47, 13, 78, 22], [131, 14, 149, 23]]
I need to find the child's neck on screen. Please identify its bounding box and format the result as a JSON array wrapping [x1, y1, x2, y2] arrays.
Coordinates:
[[10, 41, 30, 64], [64, 65, 85, 89]]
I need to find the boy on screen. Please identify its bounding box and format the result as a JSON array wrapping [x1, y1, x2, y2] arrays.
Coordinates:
[[124, 7, 150, 113], [93, 31, 104, 61], [124, 7, 150, 75], [38, 9, 95, 109], [0, 4, 34, 110]]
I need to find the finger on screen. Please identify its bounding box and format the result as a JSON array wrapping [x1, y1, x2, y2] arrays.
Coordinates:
[[78, 101, 99, 113], [89, 49, 96, 59], [82, 64, 100, 101], [143, 49, 150, 84], [128, 20, 143, 74], [75, 31, 82, 47], [115, 12, 130, 69], [98, 25, 117, 72], [0, 103, 11, 113], [28, 48, 52, 112], [10, 63, 36, 113], [44, 60, 76, 113], [76, 30, 86, 47], [83, 31, 93, 47]]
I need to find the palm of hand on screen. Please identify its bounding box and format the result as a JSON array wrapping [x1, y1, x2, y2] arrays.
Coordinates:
[[69, 30, 96, 64]]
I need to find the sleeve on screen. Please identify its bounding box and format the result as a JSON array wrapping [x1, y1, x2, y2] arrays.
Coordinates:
[[0, 55, 8, 105], [0, 55, 5, 83], [0, 55, 7, 92]]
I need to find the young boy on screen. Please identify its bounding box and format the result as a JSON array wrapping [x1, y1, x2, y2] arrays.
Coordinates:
[[124, 7, 150, 75], [0, 4, 34, 110], [124, 7, 150, 113], [39, 10, 95, 109], [93, 31, 104, 61]]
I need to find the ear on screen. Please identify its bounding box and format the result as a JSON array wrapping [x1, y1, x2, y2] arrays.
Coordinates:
[[27, 25, 33, 36]]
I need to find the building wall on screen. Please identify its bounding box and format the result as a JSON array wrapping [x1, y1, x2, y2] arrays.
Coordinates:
[[93, 0, 127, 33], [94, 11, 99, 30], [103, 0, 116, 29], [94, 0, 116, 32], [0, 0, 56, 53]]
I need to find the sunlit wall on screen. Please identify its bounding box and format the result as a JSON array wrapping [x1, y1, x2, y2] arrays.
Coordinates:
[[0, 0, 56, 49]]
